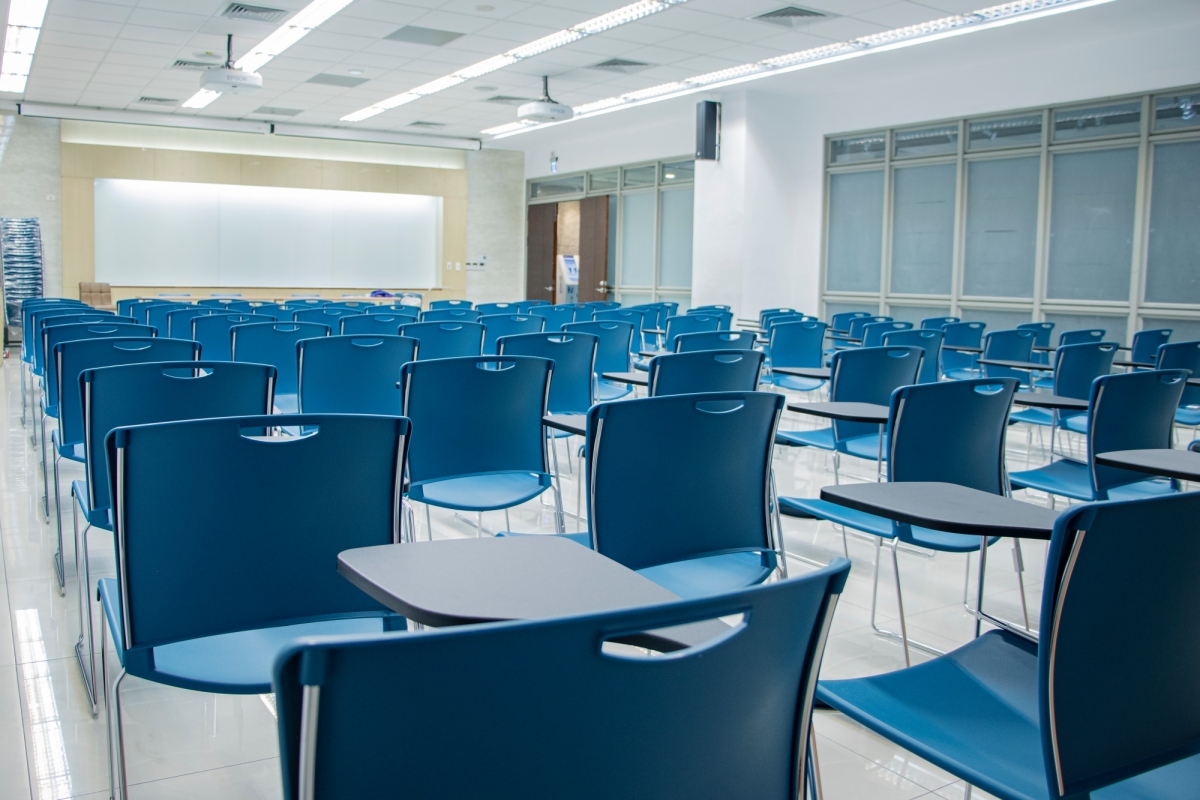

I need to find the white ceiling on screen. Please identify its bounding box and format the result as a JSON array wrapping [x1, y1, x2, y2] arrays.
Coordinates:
[[3, 0, 994, 138]]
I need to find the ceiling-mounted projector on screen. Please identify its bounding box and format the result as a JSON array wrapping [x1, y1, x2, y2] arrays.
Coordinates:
[[201, 34, 262, 95], [517, 76, 573, 123]]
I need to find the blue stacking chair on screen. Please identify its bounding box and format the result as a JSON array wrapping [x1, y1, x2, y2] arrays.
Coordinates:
[[595, 308, 645, 354], [513, 299, 549, 313], [273, 558, 850, 800], [288, 297, 329, 306], [429, 299, 472, 310], [763, 320, 828, 393], [648, 350, 765, 397], [476, 302, 521, 316], [845, 315, 891, 343], [99, 413, 410, 798], [19, 300, 87, 429], [197, 298, 238, 309], [323, 301, 373, 312], [1018, 321, 1056, 365], [1032, 327, 1108, 388], [191, 313, 259, 360], [674, 330, 757, 352], [400, 355, 561, 535], [762, 311, 806, 331], [781, 378, 1022, 663], [33, 310, 118, 383], [530, 304, 576, 332], [1156, 341, 1200, 429], [400, 321, 485, 360], [421, 308, 482, 323], [564, 320, 635, 401], [71, 359, 273, 711], [859, 320, 912, 348], [144, 302, 192, 334], [297, 335, 418, 414], [1130, 328, 1172, 365], [828, 310, 871, 333], [481, 314, 544, 355], [882, 329, 942, 384], [577, 392, 786, 598], [562, 303, 593, 322], [498, 332, 598, 421], [165, 307, 220, 339], [817, 491, 1200, 800], [978, 328, 1037, 385], [1010, 370, 1186, 504], [114, 298, 150, 317], [638, 314, 721, 366], [232, 322, 330, 412], [920, 316, 959, 330], [585, 299, 621, 310], [940, 321, 986, 379], [686, 308, 732, 330], [367, 303, 418, 318], [339, 314, 406, 336], [294, 308, 361, 326], [123, 299, 175, 324], [1010, 342, 1119, 437], [759, 306, 799, 325], [629, 302, 668, 348], [691, 303, 731, 312], [224, 300, 271, 313], [253, 303, 304, 318]]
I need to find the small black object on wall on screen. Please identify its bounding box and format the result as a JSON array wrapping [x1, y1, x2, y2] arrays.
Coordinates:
[[696, 100, 720, 160]]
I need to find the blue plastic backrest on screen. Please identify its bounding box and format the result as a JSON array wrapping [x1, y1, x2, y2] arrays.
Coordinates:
[[273, 558, 849, 800], [563, 321, 632, 374], [828, 346, 922, 443], [1017, 321, 1055, 346], [165, 307, 220, 339], [57, 337, 198, 447], [400, 356, 551, 484], [1156, 340, 1200, 407], [126, 299, 178, 324], [339, 315, 405, 336], [663, 314, 719, 350], [429, 299, 472, 310], [34, 311, 120, 373], [499, 332, 597, 415], [980, 329, 1036, 382], [1130, 328, 1171, 364], [529, 305, 576, 332], [197, 298, 238, 308], [294, 308, 361, 325], [768, 321, 827, 369], [1052, 342, 1119, 400], [846, 315, 891, 341], [421, 308, 483, 323], [20, 301, 81, 360], [674, 330, 757, 353], [107, 413, 408, 654], [828, 311, 872, 332], [83, 360, 273, 515], [585, 392, 783, 568], [254, 303, 300, 317], [289, 298, 329, 306], [762, 311, 804, 329], [594, 309, 644, 350], [323, 301, 372, 312], [145, 302, 192, 334], [476, 302, 519, 316], [1058, 328, 1105, 347], [585, 300, 621, 310], [297, 335, 417, 415], [1087, 369, 1187, 498], [115, 298, 150, 317], [399, 321, 485, 360], [691, 304, 730, 312], [940, 321, 986, 372], [687, 308, 733, 330], [481, 314, 545, 355], [513, 300, 548, 313], [920, 316, 959, 330], [1037, 492, 1200, 797], [43, 323, 154, 411], [231, 322, 330, 394], [758, 307, 797, 325], [30, 308, 108, 366], [648, 350, 765, 397], [881, 329, 942, 384], [861, 321, 912, 348], [191, 313, 258, 361], [570, 304, 595, 322], [366, 304, 418, 317]]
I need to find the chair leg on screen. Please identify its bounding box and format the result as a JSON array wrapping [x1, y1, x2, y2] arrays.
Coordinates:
[[832, 452, 840, 484], [425, 503, 433, 541], [890, 539, 912, 668], [870, 537, 942, 660], [1012, 540, 1030, 631], [53, 451, 65, 595], [839, 525, 849, 559], [112, 667, 129, 800], [20, 362, 27, 427], [40, 417, 50, 521], [546, 432, 566, 533], [504, 508, 511, 534], [575, 452, 583, 532], [808, 728, 825, 800], [72, 493, 98, 716], [476, 511, 483, 537], [101, 615, 115, 799]]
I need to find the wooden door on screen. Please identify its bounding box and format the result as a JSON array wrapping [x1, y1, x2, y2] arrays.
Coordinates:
[[526, 203, 557, 302], [577, 195, 611, 302]]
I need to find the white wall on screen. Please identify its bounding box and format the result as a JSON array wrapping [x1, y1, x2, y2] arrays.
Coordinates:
[[0, 114, 62, 297], [466, 148, 526, 303]]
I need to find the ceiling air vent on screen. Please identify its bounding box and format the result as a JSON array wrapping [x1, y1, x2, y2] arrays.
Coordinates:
[[172, 59, 219, 70], [590, 58, 651, 74], [221, 3, 289, 24], [408, 121, 446, 129], [255, 106, 302, 116], [752, 6, 830, 28], [485, 95, 535, 106], [136, 96, 178, 105]]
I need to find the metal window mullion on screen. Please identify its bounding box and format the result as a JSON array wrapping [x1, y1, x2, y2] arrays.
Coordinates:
[[652, 182, 662, 303], [879, 129, 894, 315], [1129, 94, 1153, 338], [1032, 108, 1052, 323], [615, 190, 625, 298], [951, 119, 967, 318], [819, 169, 832, 319]]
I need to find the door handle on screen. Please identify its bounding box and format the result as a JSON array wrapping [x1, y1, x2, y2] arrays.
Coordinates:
[[544, 286, 553, 291]]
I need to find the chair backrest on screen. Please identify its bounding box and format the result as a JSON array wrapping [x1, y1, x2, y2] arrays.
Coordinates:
[[166, 307, 221, 339], [114, 298, 150, 318], [197, 298, 238, 309], [846, 315, 891, 341], [513, 300, 549, 313], [35, 311, 120, 373], [1058, 328, 1105, 347], [231, 322, 331, 395], [585, 300, 621, 310], [980, 329, 1036, 382], [648, 350, 765, 397], [758, 307, 797, 325], [366, 304, 419, 318], [274, 558, 849, 800], [828, 346, 923, 443], [43, 322, 153, 412], [145, 302, 192, 334], [762, 311, 805, 329], [594, 309, 644, 352], [499, 332, 597, 415], [289, 298, 329, 306], [323, 301, 372, 312], [828, 310, 871, 333], [568, 303, 595, 322], [529, 304, 576, 332], [297, 335, 417, 415], [429, 299, 472, 310], [255, 303, 301, 317], [1052, 342, 1120, 400], [481, 314, 544, 355], [400, 356, 551, 485], [691, 304, 730, 312], [126, 299, 178, 324], [1130, 328, 1172, 364], [21, 300, 84, 356], [107, 414, 408, 657], [674, 330, 757, 353], [1156, 340, 1200, 407], [191, 313, 257, 361], [861, 321, 912, 348], [563, 321, 632, 375], [767, 320, 827, 370], [585, 392, 783, 568], [225, 300, 272, 313], [56, 337, 199, 448], [421, 308, 483, 323], [78, 281, 112, 308], [686, 308, 733, 330], [940, 321, 986, 372], [920, 316, 959, 330], [1017, 321, 1055, 346], [663, 314, 719, 350], [630, 303, 669, 331], [881, 329, 943, 384], [476, 302, 520, 316], [399, 321, 485, 360], [82, 360, 273, 517], [1087, 369, 1187, 498], [294, 308, 361, 325], [339, 314, 406, 336], [1036, 492, 1200, 798]]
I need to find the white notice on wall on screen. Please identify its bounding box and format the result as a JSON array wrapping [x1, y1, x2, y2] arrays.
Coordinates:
[[94, 178, 442, 288]]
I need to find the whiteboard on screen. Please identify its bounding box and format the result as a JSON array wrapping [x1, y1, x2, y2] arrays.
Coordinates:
[[94, 178, 442, 288]]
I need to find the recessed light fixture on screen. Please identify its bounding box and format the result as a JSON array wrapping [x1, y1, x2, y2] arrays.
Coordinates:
[[476, 4, 495, 11], [474, 85, 498, 91], [664, 172, 676, 179], [348, 68, 364, 75], [0, 0, 50, 93], [483, 0, 1116, 137], [341, 0, 691, 123]]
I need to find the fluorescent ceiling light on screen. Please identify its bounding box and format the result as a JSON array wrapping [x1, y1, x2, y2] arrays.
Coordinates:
[[341, 0, 689, 123], [485, 0, 1116, 138], [182, 0, 354, 110], [0, 0, 49, 94]]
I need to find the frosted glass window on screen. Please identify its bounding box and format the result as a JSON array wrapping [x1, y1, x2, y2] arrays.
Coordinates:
[[589, 170, 618, 191], [1043, 312, 1127, 345], [963, 156, 1040, 298], [890, 163, 956, 295], [619, 291, 653, 307], [826, 170, 883, 292], [661, 161, 694, 183], [888, 305, 951, 325], [830, 133, 885, 164], [1145, 141, 1200, 304], [1046, 148, 1137, 301], [894, 125, 957, 158], [530, 175, 584, 198], [623, 165, 656, 188], [1154, 94, 1200, 132], [1053, 102, 1141, 141], [968, 114, 1042, 150], [619, 192, 655, 286], [658, 188, 694, 288], [1142, 317, 1200, 343], [958, 308, 1032, 331]]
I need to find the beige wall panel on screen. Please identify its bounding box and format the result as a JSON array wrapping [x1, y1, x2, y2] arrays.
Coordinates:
[[239, 155, 324, 188], [60, 176, 94, 299], [430, 168, 469, 199], [61, 143, 154, 179], [321, 160, 399, 193], [154, 149, 241, 184], [556, 200, 581, 256], [396, 166, 437, 197]]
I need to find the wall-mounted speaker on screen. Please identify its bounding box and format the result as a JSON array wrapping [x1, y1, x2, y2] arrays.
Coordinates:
[[696, 100, 720, 161]]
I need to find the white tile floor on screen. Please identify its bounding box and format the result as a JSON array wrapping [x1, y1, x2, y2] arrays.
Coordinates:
[[0, 351, 1078, 799]]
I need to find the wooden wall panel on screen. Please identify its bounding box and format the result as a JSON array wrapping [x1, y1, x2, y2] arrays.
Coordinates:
[[240, 155, 323, 188], [577, 195, 610, 303], [526, 203, 557, 302], [60, 176, 93, 300], [154, 149, 241, 184]]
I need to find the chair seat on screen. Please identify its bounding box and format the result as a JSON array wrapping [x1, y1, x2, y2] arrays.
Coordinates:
[[98, 578, 393, 694], [1176, 406, 1200, 427], [51, 430, 86, 462], [779, 496, 894, 538], [595, 380, 632, 401], [839, 432, 885, 461], [1032, 375, 1053, 390], [72, 479, 111, 529], [1061, 414, 1089, 434], [943, 368, 981, 381], [1010, 459, 1176, 502], [776, 426, 833, 450], [765, 373, 825, 392], [1010, 407, 1053, 427], [902, 525, 998, 553], [496, 530, 592, 547], [409, 471, 552, 511], [636, 551, 775, 600], [273, 393, 299, 414]]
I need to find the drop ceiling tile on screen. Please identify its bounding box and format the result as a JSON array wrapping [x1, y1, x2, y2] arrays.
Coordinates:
[[106, 38, 182, 57], [501, 4, 593, 28], [42, 16, 125, 37], [102, 52, 172, 69], [438, 34, 529, 55], [36, 46, 107, 64], [711, 42, 790, 63], [688, 18, 784, 44], [911, 0, 990, 12], [27, 90, 85, 103], [470, 19, 559, 41], [757, 30, 846, 51], [437, 0, 535, 20], [599, 23, 688, 46], [119, 25, 196, 45], [660, 31, 750, 55], [301, 31, 380, 52], [125, 8, 209, 31], [136, 0, 230, 13], [342, 1, 429, 25], [44, 0, 134, 23], [639, 7, 729, 33], [36, 30, 116, 50], [805, 15, 889, 38], [23, 77, 89, 91], [682, 0, 781, 16], [403, 10, 495, 34], [856, 1, 955, 26], [614, 44, 703, 64]]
